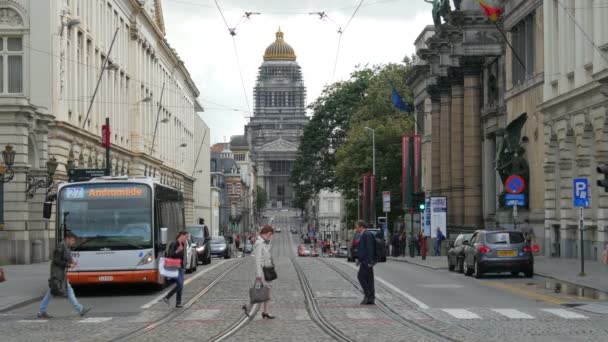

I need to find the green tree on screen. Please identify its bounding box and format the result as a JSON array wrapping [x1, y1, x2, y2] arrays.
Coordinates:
[[291, 60, 415, 226], [255, 185, 268, 213]]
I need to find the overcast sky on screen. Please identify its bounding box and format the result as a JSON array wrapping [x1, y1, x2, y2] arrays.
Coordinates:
[[162, 0, 433, 144]]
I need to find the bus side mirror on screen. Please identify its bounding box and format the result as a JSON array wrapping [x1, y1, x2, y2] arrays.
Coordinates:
[[43, 202, 53, 219], [160, 227, 168, 245]]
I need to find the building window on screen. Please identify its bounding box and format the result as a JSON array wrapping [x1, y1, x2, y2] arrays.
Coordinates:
[[327, 199, 334, 212], [511, 14, 535, 85], [0, 37, 23, 94]]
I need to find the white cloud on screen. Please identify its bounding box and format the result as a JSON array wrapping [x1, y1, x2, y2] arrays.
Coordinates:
[[163, 0, 433, 143]]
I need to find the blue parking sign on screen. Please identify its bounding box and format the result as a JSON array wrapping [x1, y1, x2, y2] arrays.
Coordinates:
[[573, 178, 589, 207]]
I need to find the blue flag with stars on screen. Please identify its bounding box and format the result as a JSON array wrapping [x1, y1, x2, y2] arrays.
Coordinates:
[[391, 86, 408, 112]]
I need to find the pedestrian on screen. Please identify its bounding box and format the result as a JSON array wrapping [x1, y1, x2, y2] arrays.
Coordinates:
[[37, 231, 91, 319], [416, 230, 424, 256], [413, 230, 421, 256], [434, 227, 445, 256], [355, 220, 376, 305], [235, 234, 241, 250], [255, 224, 276, 319], [162, 231, 188, 308], [399, 232, 407, 257]]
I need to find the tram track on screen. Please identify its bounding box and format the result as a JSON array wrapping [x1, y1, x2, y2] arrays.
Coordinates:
[[112, 259, 259, 342], [318, 258, 459, 342], [292, 257, 356, 342]]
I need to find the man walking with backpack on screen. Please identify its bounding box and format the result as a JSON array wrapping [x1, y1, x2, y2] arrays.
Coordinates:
[[37, 232, 90, 319], [355, 220, 376, 305]]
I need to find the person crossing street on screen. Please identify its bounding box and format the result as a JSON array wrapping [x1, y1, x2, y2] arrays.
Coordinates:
[[355, 220, 376, 305], [37, 232, 91, 319]]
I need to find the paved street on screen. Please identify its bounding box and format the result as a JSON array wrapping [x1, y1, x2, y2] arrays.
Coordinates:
[[2, 219, 608, 342]]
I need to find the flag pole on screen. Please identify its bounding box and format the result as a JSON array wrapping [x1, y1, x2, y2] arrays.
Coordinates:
[[492, 21, 526, 71]]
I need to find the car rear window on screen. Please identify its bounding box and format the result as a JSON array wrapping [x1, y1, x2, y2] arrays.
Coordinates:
[[485, 232, 525, 244]]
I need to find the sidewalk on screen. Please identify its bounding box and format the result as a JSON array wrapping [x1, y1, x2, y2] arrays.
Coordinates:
[[0, 262, 49, 312], [388, 255, 608, 293]]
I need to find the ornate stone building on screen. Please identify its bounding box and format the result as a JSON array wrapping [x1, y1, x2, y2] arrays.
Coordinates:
[[0, 0, 210, 264], [541, 0, 608, 261], [245, 29, 308, 209], [410, 0, 519, 234]]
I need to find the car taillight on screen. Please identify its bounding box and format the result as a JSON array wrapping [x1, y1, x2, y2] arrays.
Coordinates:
[[532, 244, 539, 253], [478, 246, 491, 254], [523, 245, 532, 253]]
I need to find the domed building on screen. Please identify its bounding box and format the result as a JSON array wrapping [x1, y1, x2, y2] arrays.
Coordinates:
[[245, 29, 308, 209]]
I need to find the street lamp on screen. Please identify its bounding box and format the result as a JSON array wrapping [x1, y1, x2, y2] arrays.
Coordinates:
[[0, 144, 15, 183], [25, 157, 59, 198]]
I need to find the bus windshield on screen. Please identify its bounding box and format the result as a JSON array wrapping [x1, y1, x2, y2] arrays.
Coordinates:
[[59, 183, 153, 251]]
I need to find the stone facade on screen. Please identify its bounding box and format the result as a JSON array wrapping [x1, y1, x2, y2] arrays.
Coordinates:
[[0, 0, 210, 264], [315, 189, 345, 242], [411, 1, 505, 234], [245, 29, 308, 209], [540, 0, 608, 261]]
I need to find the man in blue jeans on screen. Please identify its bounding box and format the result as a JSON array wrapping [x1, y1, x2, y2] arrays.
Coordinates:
[[38, 232, 90, 318], [435, 227, 445, 256]]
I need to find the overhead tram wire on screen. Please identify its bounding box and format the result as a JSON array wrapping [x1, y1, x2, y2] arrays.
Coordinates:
[[213, 0, 253, 118], [325, 0, 366, 81]]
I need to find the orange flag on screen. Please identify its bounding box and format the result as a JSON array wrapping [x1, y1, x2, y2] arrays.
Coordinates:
[[479, 0, 504, 22]]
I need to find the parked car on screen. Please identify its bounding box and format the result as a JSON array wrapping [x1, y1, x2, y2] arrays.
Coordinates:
[[310, 248, 319, 257], [348, 229, 386, 262], [184, 237, 198, 273], [186, 224, 211, 265], [242, 243, 253, 254], [447, 233, 473, 273], [298, 244, 311, 257], [210, 236, 231, 259], [463, 230, 535, 279], [336, 246, 349, 258], [275, 227, 282, 233], [290, 227, 297, 234]]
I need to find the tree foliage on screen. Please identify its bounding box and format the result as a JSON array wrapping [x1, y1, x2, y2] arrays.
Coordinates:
[[291, 60, 415, 224], [255, 185, 268, 212]]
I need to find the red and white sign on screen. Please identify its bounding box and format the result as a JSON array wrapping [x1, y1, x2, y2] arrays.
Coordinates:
[[505, 175, 525, 194]]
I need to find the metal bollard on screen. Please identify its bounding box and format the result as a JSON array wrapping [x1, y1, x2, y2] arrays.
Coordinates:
[[32, 239, 43, 263]]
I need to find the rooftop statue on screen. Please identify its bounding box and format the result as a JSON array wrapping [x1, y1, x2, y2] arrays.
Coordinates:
[[423, 0, 452, 28]]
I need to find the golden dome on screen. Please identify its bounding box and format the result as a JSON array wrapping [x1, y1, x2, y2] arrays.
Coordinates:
[[263, 29, 296, 61]]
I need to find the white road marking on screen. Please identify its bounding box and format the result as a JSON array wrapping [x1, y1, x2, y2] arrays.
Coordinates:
[[346, 308, 376, 319], [417, 284, 464, 289], [541, 308, 588, 319], [79, 317, 113, 323], [342, 261, 430, 309], [491, 309, 534, 319], [441, 309, 481, 319], [140, 259, 229, 309]]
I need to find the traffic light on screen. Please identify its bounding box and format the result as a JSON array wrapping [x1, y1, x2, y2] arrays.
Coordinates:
[[413, 191, 426, 212], [598, 164, 608, 192]]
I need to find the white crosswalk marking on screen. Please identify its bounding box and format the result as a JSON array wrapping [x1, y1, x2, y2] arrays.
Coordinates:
[[79, 317, 113, 323], [492, 309, 534, 319], [441, 309, 481, 319], [541, 308, 588, 319]]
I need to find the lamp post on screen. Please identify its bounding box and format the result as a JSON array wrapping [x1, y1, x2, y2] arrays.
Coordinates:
[[25, 157, 59, 199], [365, 127, 376, 227], [0, 145, 15, 228]]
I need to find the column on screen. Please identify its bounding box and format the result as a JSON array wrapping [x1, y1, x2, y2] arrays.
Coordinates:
[[555, 119, 575, 258], [429, 90, 441, 196], [463, 61, 483, 227], [450, 77, 464, 227], [439, 83, 451, 202]]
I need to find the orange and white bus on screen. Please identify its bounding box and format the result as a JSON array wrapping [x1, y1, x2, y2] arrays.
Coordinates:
[[56, 176, 184, 288]]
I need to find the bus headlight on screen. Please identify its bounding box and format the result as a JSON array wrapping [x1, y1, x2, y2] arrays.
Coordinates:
[[196, 245, 206, 253], [137, 250, 155, 266]]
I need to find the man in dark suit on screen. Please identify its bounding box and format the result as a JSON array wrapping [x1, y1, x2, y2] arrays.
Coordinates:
[[355, 220, 376, 305]]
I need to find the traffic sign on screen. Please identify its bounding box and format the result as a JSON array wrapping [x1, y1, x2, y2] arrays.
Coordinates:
[[573, 178, 590, 207], [68, 168, 107, 182], [382, 191, 390, 212], [505, 175, 525, 194], [505, 194, 525, 206]]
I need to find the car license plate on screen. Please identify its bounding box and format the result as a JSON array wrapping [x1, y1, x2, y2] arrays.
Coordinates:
[[99, 276, 113, 282], [497, 250, 516, 257]]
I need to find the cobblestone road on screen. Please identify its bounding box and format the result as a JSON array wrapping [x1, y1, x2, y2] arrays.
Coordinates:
[[3, 224, 608, 342]]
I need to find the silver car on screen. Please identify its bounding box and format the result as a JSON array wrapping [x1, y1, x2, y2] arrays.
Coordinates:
[[463, 230, 534, 279]]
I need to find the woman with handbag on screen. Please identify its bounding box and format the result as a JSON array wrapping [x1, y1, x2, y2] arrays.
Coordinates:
[[162, 231, 188, 308], [254, 225, 276, 319]]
